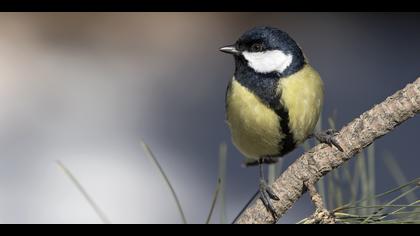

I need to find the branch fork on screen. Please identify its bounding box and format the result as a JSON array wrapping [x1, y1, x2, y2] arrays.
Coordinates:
[[304, 180, 336, 224]]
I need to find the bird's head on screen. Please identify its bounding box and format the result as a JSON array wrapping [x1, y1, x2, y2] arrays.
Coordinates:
[[220, 26, 305, 75]]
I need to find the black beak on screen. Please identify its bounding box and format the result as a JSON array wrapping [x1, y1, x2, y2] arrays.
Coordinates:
[[219, 45, 240, 55]]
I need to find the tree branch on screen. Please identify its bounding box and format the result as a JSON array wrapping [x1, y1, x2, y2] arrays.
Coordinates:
[[236, 77, 420, 224]]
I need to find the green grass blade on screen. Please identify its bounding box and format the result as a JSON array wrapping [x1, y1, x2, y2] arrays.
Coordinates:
[[56, 160, 111, 224], [342, 162, 357, 213], [367, 143, 376, 214], [141, 141, 188, 224], [327, 116, 344, 209], [218, 142, 228, 224], [327, 117, 336, 130], [342, 205, 420, 210], [356, 151, 369, 216], [327, 173, 335, 210], [387, 210, 420, 216], [383, 152, 417, 204], [337, 209, 420, 219], [371, 220, 420, 224], [350, 157, 361, 214], [275, 158, 284, 178], [268, 164, 276, 186], [206, 143, 228, 224], [361, 186, 418, 224], [315, 113, 322, 142], [314, 115, 327, 207], [334, 177, 420, 213], [205, 178, 221, 224], [381, 199, 420, 219], [332, 168, 343, 208]]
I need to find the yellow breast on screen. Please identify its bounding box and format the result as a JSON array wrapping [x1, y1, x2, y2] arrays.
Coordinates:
[[226, 64, 323, 160], [226, 79, 284, 160], [278, 64, 324, 144]]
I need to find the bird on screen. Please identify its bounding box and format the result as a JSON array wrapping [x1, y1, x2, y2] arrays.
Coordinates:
[[220, 26, 343, 217]]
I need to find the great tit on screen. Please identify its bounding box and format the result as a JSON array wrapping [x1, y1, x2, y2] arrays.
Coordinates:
[[220, 26, 342, 216]]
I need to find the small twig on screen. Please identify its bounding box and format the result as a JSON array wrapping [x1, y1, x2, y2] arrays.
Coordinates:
[[304, 180, 336, 224], [306, 181, 326, 211]]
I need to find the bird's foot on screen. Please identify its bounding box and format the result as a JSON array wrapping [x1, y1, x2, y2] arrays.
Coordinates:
[[259, 180, 280, 218], [314, 129, 344, 152], [244, 157, 278, 167]]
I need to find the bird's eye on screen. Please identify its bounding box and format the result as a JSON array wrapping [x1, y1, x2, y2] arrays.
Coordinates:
[[250, 43, 263, 52]]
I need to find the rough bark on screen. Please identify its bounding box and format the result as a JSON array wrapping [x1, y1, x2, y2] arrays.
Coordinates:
[[236, 78, 420, 224]]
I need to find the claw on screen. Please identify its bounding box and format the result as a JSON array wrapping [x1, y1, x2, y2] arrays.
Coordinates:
[[325, 129, 337, 135], [330, 137, 344, 152], [260, 190, 278, 218], [315, 129, 344, 152], [265, 186, 280, 200], [260, 189, 270, 207], [259, 181, 280, 218]]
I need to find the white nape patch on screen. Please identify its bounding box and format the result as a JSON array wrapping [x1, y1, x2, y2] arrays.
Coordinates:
[[242, 50, 293, 74]]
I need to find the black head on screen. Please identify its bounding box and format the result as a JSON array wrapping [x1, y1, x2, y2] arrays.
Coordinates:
[[220, 27, 305, 76]]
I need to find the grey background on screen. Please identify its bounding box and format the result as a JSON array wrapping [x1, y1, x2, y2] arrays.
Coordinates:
[[0, 12, 418, 223]]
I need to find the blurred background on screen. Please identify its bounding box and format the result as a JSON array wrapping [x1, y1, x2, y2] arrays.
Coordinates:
[[0, 12, 418, 224]]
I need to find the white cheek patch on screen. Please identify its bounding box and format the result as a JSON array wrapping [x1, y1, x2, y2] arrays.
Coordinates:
[[242, 50, 293, 74]]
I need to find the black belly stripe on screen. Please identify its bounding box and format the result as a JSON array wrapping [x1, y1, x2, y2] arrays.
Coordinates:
[[273, 105, 296, 156]]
